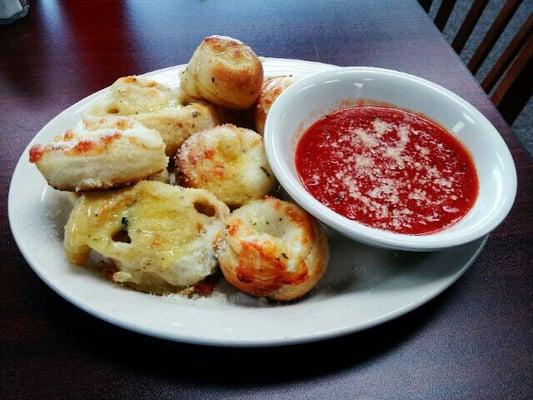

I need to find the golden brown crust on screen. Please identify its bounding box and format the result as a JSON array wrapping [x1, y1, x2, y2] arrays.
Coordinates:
[[268, 222, 328, 301], [255, 76, 297, 135], [215, 197, 329, 301], [176, 124, 276, 207], [180, 35, 263, 110], [30, 117, 168, 192]]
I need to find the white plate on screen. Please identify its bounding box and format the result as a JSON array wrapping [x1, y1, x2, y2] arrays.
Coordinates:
[[8, 58, 487, 347]]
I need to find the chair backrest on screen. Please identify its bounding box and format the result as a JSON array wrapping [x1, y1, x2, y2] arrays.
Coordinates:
[[419, 0, 532, 124]]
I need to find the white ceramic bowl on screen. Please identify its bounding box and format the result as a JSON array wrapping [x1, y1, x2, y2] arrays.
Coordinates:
[[264, 67, 517, 251]]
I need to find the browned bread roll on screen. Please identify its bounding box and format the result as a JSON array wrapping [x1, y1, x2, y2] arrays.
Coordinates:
[[29, 117, 168, 192], [255, 75, 297, 134], [180, 35, 263, 110], [215, 197, 329, 301], [176, 124, 276, 207], [85, 75, 219, 157]]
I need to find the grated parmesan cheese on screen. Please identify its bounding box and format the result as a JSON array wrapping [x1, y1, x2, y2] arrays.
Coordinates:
[[295, 106, 478, 234]]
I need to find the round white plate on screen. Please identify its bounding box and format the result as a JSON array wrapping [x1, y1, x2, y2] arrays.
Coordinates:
[[8, 58, 487, 347]]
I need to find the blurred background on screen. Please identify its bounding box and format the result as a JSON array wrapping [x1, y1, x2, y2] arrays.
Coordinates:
[[427, 0, 531, 155]]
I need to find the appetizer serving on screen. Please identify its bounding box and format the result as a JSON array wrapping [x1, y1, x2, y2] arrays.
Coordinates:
[[28, 35, 328, 301], [25, 35, 515, 317], [12, 57, 504, 345]]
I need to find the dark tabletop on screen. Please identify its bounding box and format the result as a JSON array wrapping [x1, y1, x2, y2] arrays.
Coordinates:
[[1, 1, 532, 399]]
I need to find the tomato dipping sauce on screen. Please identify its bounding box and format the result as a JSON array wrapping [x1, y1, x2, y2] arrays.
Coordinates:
[[295, 106, 478, 235]]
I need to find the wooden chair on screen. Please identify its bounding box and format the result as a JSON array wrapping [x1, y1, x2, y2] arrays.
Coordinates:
[[418, 0, 532, 124]]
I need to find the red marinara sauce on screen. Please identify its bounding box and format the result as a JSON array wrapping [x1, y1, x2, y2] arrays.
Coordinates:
[[295, 106, 479, 235]]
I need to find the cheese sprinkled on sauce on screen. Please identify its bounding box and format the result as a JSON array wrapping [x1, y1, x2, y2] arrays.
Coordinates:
[[295, 106, 478, 235]]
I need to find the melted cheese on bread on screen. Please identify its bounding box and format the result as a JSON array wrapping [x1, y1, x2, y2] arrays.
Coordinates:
[[177, 124, 276, 207], [85, 76, 219, 156], [64, 181, 229, 292]]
